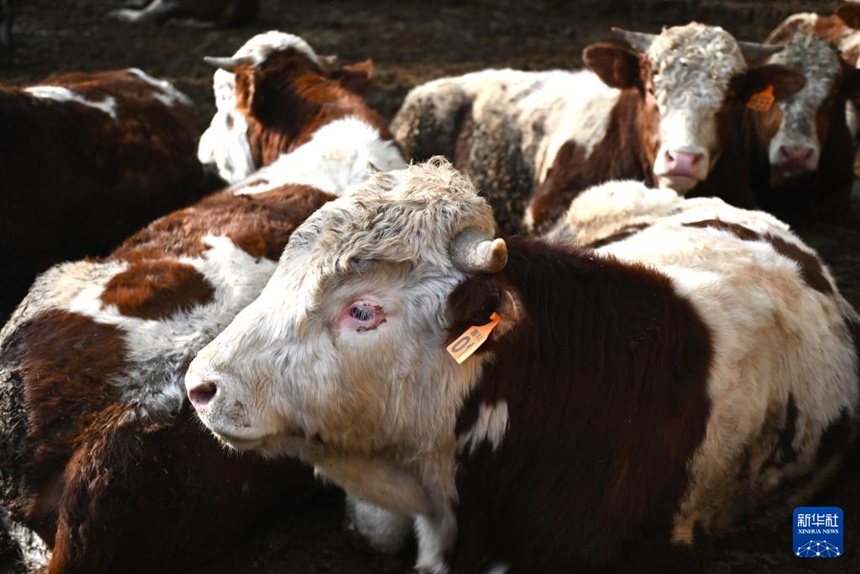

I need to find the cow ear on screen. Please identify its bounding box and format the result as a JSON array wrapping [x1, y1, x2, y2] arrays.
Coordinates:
[[744, 64, 806, 101], [837, 3, 860, 30], [330, 59, 374, 95], [446, 276, 525, 355], [582, 43, 643, 90]]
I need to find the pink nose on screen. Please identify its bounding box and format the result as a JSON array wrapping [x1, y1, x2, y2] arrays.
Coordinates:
[[664, 150, 705, 175], [188, 380, 218, 409], [777, 145, 815, 169]]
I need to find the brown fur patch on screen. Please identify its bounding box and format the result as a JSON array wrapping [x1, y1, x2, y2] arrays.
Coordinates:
[[682, 219, 834, 295], [100, 261, 215, 319], [450, 237, 712, 571], [109, 184, 335, 263], [3, 310, 126, 535], [232, 50, 393, 168]]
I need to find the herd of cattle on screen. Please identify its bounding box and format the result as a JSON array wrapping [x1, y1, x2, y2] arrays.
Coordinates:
[[2, 2, 860, 573]]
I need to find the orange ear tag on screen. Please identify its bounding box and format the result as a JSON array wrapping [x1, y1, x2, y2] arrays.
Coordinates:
[[747, 85, 775, 112], [446, 313, 501, 364]]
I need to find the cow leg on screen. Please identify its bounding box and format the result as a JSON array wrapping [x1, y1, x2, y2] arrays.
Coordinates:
[[108, 0, 183, 24], [46, 407, 141, 574]]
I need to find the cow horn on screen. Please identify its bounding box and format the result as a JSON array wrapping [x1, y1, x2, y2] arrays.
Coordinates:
[[451, 229, 508, 274], [737, 42, 784, 64], [611, 27, 658, 52], [202, 55, 256, 71]]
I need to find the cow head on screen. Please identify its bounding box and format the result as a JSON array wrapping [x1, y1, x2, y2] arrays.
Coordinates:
[[583, 22, 805, 193], [198, 30, 376, 183], [753, 33, 860, 185], [185, 159, 513, 472]]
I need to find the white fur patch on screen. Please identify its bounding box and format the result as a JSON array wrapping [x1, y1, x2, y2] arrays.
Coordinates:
[[396, 68, 620, 186], [231, 118, 405, 197], [457, 401, 509, 455], [198, 67, 255, 182], [125, 67, 193, 107], [229, 30, 321, 69], [24, 85, 118, 119], [1, 511, 51, 571]]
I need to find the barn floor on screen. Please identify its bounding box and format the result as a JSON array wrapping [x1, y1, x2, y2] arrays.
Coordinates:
[[3, 0, 860, 572]]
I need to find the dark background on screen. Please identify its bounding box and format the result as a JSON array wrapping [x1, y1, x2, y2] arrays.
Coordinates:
[[2, 1, 860, 572]]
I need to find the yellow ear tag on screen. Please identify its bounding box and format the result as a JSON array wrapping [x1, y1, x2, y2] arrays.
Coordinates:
[[747, 84, 775, 112], [447, 313, 501, 364]]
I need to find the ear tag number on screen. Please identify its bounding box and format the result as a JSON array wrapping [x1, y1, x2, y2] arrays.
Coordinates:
[[747, 84, 775, 112], [447, 313, 501, 364]]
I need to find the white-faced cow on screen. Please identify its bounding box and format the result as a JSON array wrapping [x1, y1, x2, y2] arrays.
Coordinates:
[[746, 32, 860, 225], [391, 23, 804, 234], [767, 3, 860, 66], [110, 0, 259, 27], [0, 30, 404, 574], [187, 159, 859, 573], [0, 68, 219, 324]]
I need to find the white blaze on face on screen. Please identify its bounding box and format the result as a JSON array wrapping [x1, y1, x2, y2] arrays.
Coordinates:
[[198, 68, 255, 182], [186, 161, 496, 463], [767, 34, 840, 174], [647, 23, 747, 192], [197, 31, 324, 183]]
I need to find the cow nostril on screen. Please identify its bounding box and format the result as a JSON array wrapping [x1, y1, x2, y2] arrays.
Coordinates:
[[188, 381, 218, 408], [779, 146, 815, 164], [689, 153, 705, 167]]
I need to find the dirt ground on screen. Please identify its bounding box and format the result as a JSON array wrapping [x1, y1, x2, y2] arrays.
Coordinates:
[[3, 0, 860, 572]]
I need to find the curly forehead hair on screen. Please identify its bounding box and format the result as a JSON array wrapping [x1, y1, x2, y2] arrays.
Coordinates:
[[291, 158, 497, 275], [648, 23, 746, 108], [770, 34, 840, 109]]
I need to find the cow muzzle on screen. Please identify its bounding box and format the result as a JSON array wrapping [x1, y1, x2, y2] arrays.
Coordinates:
[[654, 147, 709, 193]]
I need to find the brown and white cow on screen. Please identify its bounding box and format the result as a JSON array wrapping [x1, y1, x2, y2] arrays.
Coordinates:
[[110, 0, 259, 27], [0, 67, 219, 324], [748, 32, 860, 225], [186, 159, 859, 573], [767, 3, 860, 66], [767, 3, 860, 157], [391, 23, 804, 234], [0, 30, 404, 573], [198, 30, 392, 184]]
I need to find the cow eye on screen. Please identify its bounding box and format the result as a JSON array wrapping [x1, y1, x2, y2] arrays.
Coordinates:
[[349, 305, 375, 322]]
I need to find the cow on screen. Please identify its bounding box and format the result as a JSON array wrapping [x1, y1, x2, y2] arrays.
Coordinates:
[[746, 32, 860, 226], [0, 67, 220, 325], [197, 30, 392, 184], [110, 0, 259, 27], [391, 23, 805, 234], [0, 30, 404, 574], [186, 158, 860, 573], [767, 3, 860, 66], [767, 3, 860, 158]]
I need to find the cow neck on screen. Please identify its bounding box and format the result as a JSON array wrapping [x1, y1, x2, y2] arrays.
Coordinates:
[[450, 236, 712, 570], [245, 70, 389, 169]]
